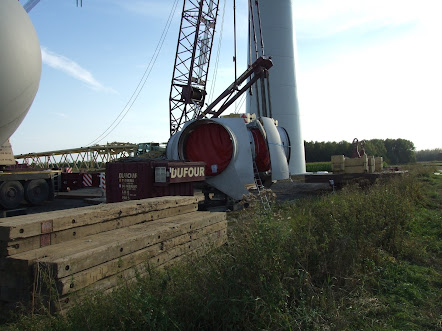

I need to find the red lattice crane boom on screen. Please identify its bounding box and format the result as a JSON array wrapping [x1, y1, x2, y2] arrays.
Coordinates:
[[169, 0, 220, 136]]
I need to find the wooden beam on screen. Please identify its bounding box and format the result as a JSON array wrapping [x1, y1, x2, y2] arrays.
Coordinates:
[[58, 231, 227, 312], [3, 203, 198, 256], [8, 212, 226, 278], [55, 221, 227, 296], [0, 196, 202, 241]]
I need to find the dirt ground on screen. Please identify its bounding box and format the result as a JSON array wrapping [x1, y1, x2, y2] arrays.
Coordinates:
[[269, 180, 333, 202], [1, 181, 333, 217]]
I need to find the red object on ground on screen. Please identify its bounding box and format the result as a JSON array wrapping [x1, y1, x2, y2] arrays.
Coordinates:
[[184, 123, 233, 176], [250, 128, 270, 172]]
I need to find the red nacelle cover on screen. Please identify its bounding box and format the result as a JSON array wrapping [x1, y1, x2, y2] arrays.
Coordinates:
[[185, 123, 233, 176]]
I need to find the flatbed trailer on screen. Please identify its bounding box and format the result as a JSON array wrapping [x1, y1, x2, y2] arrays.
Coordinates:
[[0, 170, 60, 210], [301, 170, 407, 187]]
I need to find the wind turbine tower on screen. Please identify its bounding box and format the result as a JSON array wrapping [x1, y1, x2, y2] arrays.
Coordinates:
[[247, 0, 306, 174]]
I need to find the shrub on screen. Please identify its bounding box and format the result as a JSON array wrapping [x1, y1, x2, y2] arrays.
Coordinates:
[[3, 165, 440, 330]]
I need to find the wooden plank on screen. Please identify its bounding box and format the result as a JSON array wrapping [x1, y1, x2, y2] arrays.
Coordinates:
[[375, 157, 383, 172], [159, 233, 227, 269], [8, 212, 226, 278], [58, 230, 227, 311], [331, 155, 345, 163], [55, 221, 227, 295], [345, 155, 368, 167], [2, 222, 227, 309], [344, 165, 368, 174], [3, 203, 198, 256], [0, 196, 202, 241], [368, 156, 375, 173], [331, 163, 345, 172]]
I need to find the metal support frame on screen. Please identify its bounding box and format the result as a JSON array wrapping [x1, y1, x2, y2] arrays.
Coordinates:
[[198, 56, 273, 119], [169, 0, 219, 136], [14, 144, 137, 172]]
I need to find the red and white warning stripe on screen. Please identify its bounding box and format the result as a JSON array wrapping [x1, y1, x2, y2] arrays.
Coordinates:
[[99, 172, 106, 190], [82, 173, 92, 187], [64, 167, 73, 173]]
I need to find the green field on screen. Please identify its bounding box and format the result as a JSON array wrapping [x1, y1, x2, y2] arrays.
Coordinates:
[[305, 161, 332, 172], [2, 163, 441, 330]]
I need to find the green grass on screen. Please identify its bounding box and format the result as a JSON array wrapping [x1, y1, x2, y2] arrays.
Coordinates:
[[2, 164, 441, 330], [306, 162, 332, 172]]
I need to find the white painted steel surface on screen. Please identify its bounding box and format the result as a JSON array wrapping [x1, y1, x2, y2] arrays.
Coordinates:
[[261, 117, 289, 180], [166, 131, 181, 160], [0, 0, 42, 146], [247, 0, 306, 174], [203, 118, 254, 200], [167, 117, 290, 200], [167, 118, 255, 200]]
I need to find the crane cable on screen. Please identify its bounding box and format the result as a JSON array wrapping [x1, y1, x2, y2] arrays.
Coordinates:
[[248, 0, 270, 117], [87, 0, 180, 146], [233, 0, 237, 85], [207, 0, 226, 104], [254, 0, 272, 118], [234, 92, 247, 113]]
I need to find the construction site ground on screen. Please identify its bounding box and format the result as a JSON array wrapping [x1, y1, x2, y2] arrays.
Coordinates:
[[11, 181, 332, 216], [0, 180, 331, 311]]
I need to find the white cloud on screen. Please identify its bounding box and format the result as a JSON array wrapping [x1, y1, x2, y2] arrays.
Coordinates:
[[293, 0, 438, 39], [52, 112, 69, 119], [297, 26, 442, 150], [41, 47, 114, 92], [290, 0, 442, 150]]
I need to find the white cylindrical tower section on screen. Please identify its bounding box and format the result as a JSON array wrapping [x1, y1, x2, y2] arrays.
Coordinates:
[[247, 0, 306, 174], [0, 0, 42, 146]]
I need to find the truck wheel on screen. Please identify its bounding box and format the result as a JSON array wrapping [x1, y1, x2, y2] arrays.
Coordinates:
[[0, 181, 24, 209], [25, 179, 49, 205]]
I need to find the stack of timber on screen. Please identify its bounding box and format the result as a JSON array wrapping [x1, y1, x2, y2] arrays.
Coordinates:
[[375, 157, 383, 172], [331, 155, 383, 174], [0, 196, 227, 312]]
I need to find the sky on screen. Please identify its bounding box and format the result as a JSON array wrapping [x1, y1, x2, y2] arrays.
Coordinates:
[[10, 0, 442, 155]]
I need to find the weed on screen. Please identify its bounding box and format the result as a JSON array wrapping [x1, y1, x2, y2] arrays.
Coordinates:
[[2, 164, 441, 330]]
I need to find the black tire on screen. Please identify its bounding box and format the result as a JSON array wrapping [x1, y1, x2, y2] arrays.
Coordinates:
[[0, 181, 25, 209], [24, 179, 49, 205]]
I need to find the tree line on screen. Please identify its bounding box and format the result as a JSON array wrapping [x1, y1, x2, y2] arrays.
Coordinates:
[[304, 138, 417, 165], [416, 148, 442, 162]]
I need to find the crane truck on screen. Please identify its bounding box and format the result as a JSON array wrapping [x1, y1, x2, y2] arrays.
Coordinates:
[[106, 0, 292, 209]]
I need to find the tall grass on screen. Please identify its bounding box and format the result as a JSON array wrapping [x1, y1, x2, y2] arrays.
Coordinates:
[[3, 165, 441, 330]]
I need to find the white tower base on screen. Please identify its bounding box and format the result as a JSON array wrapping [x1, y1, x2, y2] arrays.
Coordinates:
[[247, 0, 306, 174]]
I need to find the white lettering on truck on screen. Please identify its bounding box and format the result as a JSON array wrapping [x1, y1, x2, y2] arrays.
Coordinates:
[[118, 173, 138, 179], [170, 166, 205, 179]]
